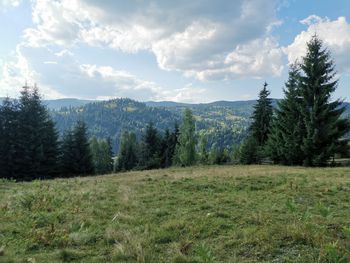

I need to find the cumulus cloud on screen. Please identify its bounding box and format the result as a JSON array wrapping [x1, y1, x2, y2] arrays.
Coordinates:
[[22, 0, 283, 80], [285, 16, 350, 74], [0, 44, 64, 99]]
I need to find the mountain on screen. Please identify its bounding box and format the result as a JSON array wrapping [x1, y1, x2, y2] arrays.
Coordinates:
[[0, 97, 92, 109], [51, 98, 252, 152]]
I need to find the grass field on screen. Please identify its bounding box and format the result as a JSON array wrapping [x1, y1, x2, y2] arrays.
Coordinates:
[[1, 165, 350, 262]]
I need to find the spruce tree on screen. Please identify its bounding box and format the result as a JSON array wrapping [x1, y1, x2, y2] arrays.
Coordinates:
[[250, 82, 273, 147], [71, 121, 94, 175], [240, 82, 273, 164], [60, 130, 76, 177], [0, 98, 19, 179], [15, 86, 59, 180], [174, 108, 197, 166], [299, 35, 350, 166], [139, 122, 161, 169], [266, 64, 305, 165]]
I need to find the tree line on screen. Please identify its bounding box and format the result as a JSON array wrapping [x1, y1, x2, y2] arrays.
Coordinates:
[[0, 86, 113, 180], [239, 35, 350, 166], [1, 35, 349, 181]]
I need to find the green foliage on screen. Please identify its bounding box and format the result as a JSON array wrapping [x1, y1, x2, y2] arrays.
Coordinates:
[[174, 109, 197, 166], [0, 86, 60, 180], [250, 82, 273, 147], [239, 136, 259, 164], [60, 121, 94, 176], [90, 137, 113, 174], [266, 64, 305, 165], [299, 36, 350, 166], [139, 122, 162, 170], [115, 131, 139, 172]]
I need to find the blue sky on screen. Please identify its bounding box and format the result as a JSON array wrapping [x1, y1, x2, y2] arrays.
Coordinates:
[[0, 0, 349, 102]]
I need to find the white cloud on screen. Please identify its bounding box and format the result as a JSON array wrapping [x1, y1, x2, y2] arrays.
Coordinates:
[[22, 0, 283, 80], [285, 16, 350, 74], [163, 83, 207, 103], [0, 0, 21, 11], [0, 45, 64, 99]]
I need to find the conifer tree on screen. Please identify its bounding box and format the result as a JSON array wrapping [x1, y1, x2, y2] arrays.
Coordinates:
[[266, 64, 305, 165], [60, 130, 76, 177], [0, 98, 19, 179], [299, 35, 350, 166], [139, 122, 161, 169], [116, 131, 138, 171], [71, 121, 94, 175], [240, 82, 273, 164], [174, 108, 197, 166], [250, 82, 273, 147], [15, 86, 59, 180]]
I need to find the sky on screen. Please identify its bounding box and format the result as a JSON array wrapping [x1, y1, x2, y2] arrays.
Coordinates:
[[0, 0, 349, 103]]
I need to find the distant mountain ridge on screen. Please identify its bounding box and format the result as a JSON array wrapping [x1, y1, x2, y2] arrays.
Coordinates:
[[2, 97, 349, 152]]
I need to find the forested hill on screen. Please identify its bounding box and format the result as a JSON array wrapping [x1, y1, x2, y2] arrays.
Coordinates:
[[3, 96, 348, 152], [50, 98, 252, 152]]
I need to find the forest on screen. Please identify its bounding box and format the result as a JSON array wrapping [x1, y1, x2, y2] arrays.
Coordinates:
[[0, 36, 350, 181]]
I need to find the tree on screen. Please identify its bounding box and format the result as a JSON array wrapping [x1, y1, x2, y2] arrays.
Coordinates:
[[266, 64, 305, 165], [0, 98, 19, 179], [174, 109, 197, 166], [60, 121, 94, 176], [198, 134, 208, 164], [240, 82, 273, 164], [299, 35, 350, 166], [60, 130, 76, 177], [239, 136, 259, 164], [90, 137, 114, 174], [139, 122, 161, 169], [250, 82, 273, 147], [116, 131, 139, 172], [71, 121, 94, 175], [6, 86, 60, 180]]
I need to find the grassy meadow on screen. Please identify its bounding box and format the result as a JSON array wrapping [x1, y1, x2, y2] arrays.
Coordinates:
[[1, 165, 350, 262]]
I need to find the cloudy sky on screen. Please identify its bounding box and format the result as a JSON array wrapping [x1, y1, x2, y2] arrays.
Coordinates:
[[0, 0, 350, 102]]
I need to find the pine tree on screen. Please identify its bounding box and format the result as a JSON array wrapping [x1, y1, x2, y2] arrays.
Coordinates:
[[250, 82, 273, 147], [266, 64, 305, 165], [60, 130, 76, 177], [240, 82, 273, 164], [174, 108, 197, 166], [139, 122, 161, 169], [299, 35, 350, 166], [14, 86, 59, 180], [71, 121, 94, 175], [0, 98, 19, 179]]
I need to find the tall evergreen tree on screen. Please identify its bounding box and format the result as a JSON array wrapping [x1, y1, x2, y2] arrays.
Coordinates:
[[250, 82, 273, 147], [0, 98, 19, 179], [240, 82, 273, 164], [139, 122, 161, 169], [14, 86, 59, 180], [174, 108, 197, 166], [299, 35, 350, 166], [60, 130, 76, 177], [266, 64, 305, 165], [71, 121, 94, 175]]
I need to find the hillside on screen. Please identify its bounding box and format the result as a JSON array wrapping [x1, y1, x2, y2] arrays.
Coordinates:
[[1, 165, 350, 262], [51, 98, 251, 151]]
